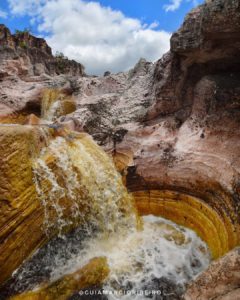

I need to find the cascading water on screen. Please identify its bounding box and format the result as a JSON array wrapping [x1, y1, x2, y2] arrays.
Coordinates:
[[41, 89, 76, 122], [41, 90, 63, 121], [48, 215, 210, 300], [1, 130, 210, 300], [33, 134, 137, 237], [0, 89, 211, 299]]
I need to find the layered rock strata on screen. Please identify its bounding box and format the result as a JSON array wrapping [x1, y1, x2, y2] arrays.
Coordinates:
[[0, 0, 240, 297], [0, 25, 85, 77], [62, 0, 240, 259], [0, 24, 84, 119], [0, 125, 134, 284]]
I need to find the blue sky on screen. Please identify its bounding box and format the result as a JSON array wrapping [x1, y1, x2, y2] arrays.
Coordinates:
[[90, 0, 203, 32], [0, 0, 204, 74]]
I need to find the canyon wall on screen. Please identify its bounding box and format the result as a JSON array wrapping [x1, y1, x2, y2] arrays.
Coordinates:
[[0, 25, 85, 77], [0, 0, 239, 295], [0, 24, 85, 120], [62, 0, 240, 258]]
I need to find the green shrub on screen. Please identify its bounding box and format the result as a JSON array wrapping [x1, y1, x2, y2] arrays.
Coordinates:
[[15, 27, 32, 36], [19, 41, 27, 49]]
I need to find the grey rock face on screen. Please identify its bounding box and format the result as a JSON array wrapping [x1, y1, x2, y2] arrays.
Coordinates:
[[0, 24, 85, 77]]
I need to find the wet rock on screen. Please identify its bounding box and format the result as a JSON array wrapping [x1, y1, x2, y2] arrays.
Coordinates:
[[25, 113, 41, 125], [9, 257, 109, 300], [0, 227, 89, 298], [41, 89, 77, 120], [143, 277, 183, 300], [0, 126, 45, 285], [183, 247, 240, 300], [0, 25, 84, 119], [69, 286, 108, 300], [110, 0, 240, 259], [0, 0, 240, 293], [0, 125, 135, 286]]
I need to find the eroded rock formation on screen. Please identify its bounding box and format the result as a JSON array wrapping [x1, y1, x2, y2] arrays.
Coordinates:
[[0, 24, 84, 119], [0, 0, 240, 298], [0, 126, 135, 284], [61, 0, 240, 259], [0, 25, 85, 77]]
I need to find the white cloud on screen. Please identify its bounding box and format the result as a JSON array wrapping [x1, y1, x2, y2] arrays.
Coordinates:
[[164, 0, 183, 12], [149, 21, 160, 29], [164, 0, 199, 12], [8, 0, 45, 15], [0, 9, 7, 19], [7, 0, 171, 75]]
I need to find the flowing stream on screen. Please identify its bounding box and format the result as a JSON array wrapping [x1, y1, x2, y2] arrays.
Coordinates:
[[49, 215, 210, 300], [2, 131, 210, 300], [0, 101, 211, 299]]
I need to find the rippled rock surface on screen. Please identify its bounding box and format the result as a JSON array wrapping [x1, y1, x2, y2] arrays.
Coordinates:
[[0, 0, 240, 299]]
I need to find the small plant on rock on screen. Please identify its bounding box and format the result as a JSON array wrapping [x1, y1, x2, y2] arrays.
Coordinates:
[[55, 51, 68, 72], [15, 27, 32, 36]]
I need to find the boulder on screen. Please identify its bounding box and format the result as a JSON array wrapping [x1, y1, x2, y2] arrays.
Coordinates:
[[10, 257, 109, 300], [0, 126, 46, 284], [183, 247, 240, 300]]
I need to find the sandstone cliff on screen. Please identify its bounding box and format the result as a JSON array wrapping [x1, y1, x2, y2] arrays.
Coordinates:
[[0, 0, 240, 298], [60, 0, 240, 259], [0, 25, 85, 77], [0, 24, 85, 119]]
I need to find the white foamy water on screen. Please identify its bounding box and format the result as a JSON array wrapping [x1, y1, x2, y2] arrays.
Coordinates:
[[29, 134, 210, 299], [50, 215, 210, 299], [33, 136, 137, 236], [44, 100, 62, 121], [4, 133, 211, 299]]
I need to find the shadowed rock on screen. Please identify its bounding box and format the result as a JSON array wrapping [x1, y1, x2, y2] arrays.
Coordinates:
[[9, 257, 109, 300]]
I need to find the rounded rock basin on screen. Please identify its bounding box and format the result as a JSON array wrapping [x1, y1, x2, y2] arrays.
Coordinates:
[[132, 189, 240, 259], [2, 215, 211, 300]]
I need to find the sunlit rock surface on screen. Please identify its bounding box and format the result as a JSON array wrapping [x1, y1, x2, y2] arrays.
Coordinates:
[[0, 0, 240, 298], [0, 24, 84, 120], [56, 0, 240, 260], [0, 24, 84, 77], [0, 126, 45, 284], [0, 125, 136, 285]]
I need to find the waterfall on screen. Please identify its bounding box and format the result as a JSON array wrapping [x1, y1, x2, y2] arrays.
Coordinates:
[[5, 130, 210, 300], [47, 215, 210, 300], [41, 90, 63, 121], [33, 133, 137, 237], [41, 89, 76, 122], [1, 92, 210, 299]]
